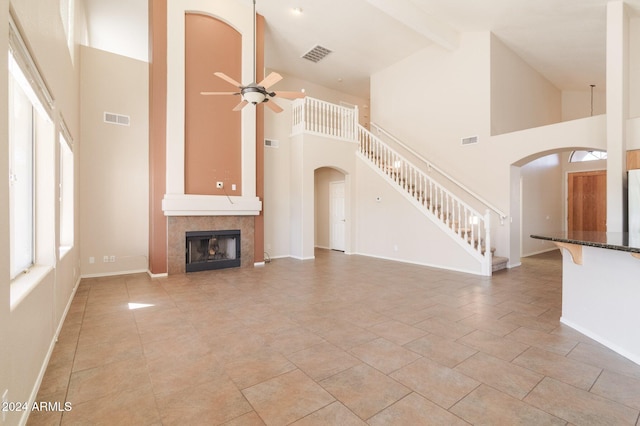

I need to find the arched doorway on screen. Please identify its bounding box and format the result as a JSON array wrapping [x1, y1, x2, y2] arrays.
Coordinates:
[[511, 149, 607, 262]]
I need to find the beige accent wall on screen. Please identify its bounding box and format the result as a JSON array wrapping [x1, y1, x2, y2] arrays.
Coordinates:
[[149, 0, 168, 274], [80, 46, 149, 277], [184, 13, 242, 196]]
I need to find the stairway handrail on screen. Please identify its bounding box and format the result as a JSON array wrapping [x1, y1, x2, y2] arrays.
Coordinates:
[[370, 122, 507, 221], [357, 124, 493, 272], [358, 125, 485, 219]]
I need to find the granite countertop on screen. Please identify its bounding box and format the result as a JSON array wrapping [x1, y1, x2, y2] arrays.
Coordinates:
[[530, 231, 640, 254]]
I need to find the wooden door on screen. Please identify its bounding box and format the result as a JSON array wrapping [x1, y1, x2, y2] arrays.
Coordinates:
[[568, 171, 606, 232]]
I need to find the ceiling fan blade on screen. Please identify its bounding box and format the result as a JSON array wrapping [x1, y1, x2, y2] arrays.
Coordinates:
[[258, 72, 283, 90], [264, 100, 284, 113], [200, 91, 239, 96], [214, 72, 242, 88], [232, 100, 249, 111], [273, 91, 306, 100]]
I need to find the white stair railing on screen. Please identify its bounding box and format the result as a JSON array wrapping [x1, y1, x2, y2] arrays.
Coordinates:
[[292, 97, 358, 141], [291, 96, 492, 273], [370, 123, 507, 222], [358, 125, 491, 269]]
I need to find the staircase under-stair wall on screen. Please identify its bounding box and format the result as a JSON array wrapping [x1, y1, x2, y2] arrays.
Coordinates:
[[290, 97, 508, 276]]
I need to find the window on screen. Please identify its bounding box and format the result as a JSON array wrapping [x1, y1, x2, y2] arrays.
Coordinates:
[[569, 150, 607, 163], [8, 59, 34, 278], [8, 13, 55, 285], [59, 126, 74, 252]]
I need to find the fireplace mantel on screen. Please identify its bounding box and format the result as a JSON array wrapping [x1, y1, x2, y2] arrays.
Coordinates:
[[162, 194, 262, 216]]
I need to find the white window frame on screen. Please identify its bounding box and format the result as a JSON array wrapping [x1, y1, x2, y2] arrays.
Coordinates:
[[8, 66, 34, 279], [8, 12, 56, 308], [569, 150, 608, 163]]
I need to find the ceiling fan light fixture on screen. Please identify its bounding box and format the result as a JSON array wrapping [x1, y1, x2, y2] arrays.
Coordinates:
[[242, 87, 267, 104]]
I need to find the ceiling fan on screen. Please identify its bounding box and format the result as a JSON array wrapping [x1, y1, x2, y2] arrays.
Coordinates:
[[200, 0, 305, 113]]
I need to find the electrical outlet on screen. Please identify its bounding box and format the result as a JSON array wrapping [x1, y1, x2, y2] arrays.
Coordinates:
[[216, 181, 224, 189], [103, 256, 109, 263], [89, 256, 95, 264], [109, 256, 116, 263]]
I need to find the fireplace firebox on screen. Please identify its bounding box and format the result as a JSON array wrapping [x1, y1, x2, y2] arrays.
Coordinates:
[[185, 230, 241, 272]]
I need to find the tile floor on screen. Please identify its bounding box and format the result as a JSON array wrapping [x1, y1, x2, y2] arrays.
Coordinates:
[[28, 249, 640, 425]]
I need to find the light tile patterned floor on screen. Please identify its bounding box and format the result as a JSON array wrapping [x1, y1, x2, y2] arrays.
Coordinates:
[[28, 249, 640, 425]]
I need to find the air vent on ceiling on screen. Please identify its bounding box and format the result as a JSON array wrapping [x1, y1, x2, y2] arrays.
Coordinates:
[[301, 45, 332, 63], [104, 112, 130, 126], [461, 135, 478, 145], [264, 139, 279, 148]]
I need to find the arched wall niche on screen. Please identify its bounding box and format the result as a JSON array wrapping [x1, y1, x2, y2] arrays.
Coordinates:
[[185, 12, 242, 195]]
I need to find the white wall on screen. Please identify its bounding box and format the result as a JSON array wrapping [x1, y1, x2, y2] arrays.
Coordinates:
[[491, 35, 562, 136], [370, 28, 609, 263], [263, 74, 367, 259], [84, 0, 149, 62], [521, 154, 564, 256], [289, 133, 359, 260], [267, 70, 370, 127], [562, 90, 606, 121], [355, 159, 484, 275], [1, 1, 83, 423], [264, 100, 292, 258], [79, 46, 149, 277], [371, 32, 491, 185], [630, 15, 640, 118]]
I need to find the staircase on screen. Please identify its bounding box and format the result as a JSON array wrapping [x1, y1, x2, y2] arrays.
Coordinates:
[[291, 97, 508, 275]]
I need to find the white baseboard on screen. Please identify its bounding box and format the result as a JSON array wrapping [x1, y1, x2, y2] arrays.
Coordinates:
[[80, 268, 149, 279], [352, 251, 483, 276]]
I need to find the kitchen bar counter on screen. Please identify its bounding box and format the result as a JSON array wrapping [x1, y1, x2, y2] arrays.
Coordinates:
[[531, 232, 640, 365], [531, 231, 640, 254]]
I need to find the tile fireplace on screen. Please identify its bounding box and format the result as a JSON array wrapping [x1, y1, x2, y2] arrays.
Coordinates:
[[167, 216, 255, 274]]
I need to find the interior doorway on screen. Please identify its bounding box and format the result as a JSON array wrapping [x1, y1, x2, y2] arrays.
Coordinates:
[[314, 167, 347, 252], [567, 170, 607, 232], [330, 181, 346, 251]]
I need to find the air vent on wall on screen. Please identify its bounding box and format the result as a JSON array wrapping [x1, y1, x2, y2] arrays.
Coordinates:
[[264, 139, 279, 148], [104, 112, 130, 126], [301, 45, 332, 63], [461, 135, 478, 145]]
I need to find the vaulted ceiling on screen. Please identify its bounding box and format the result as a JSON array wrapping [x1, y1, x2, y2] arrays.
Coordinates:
[[84, 0, 640, 99]]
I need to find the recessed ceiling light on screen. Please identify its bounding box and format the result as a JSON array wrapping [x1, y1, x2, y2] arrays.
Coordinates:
[[292, 7, 303, 15]]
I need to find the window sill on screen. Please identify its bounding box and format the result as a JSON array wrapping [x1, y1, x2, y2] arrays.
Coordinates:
[[10, 265, 53, 311]]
